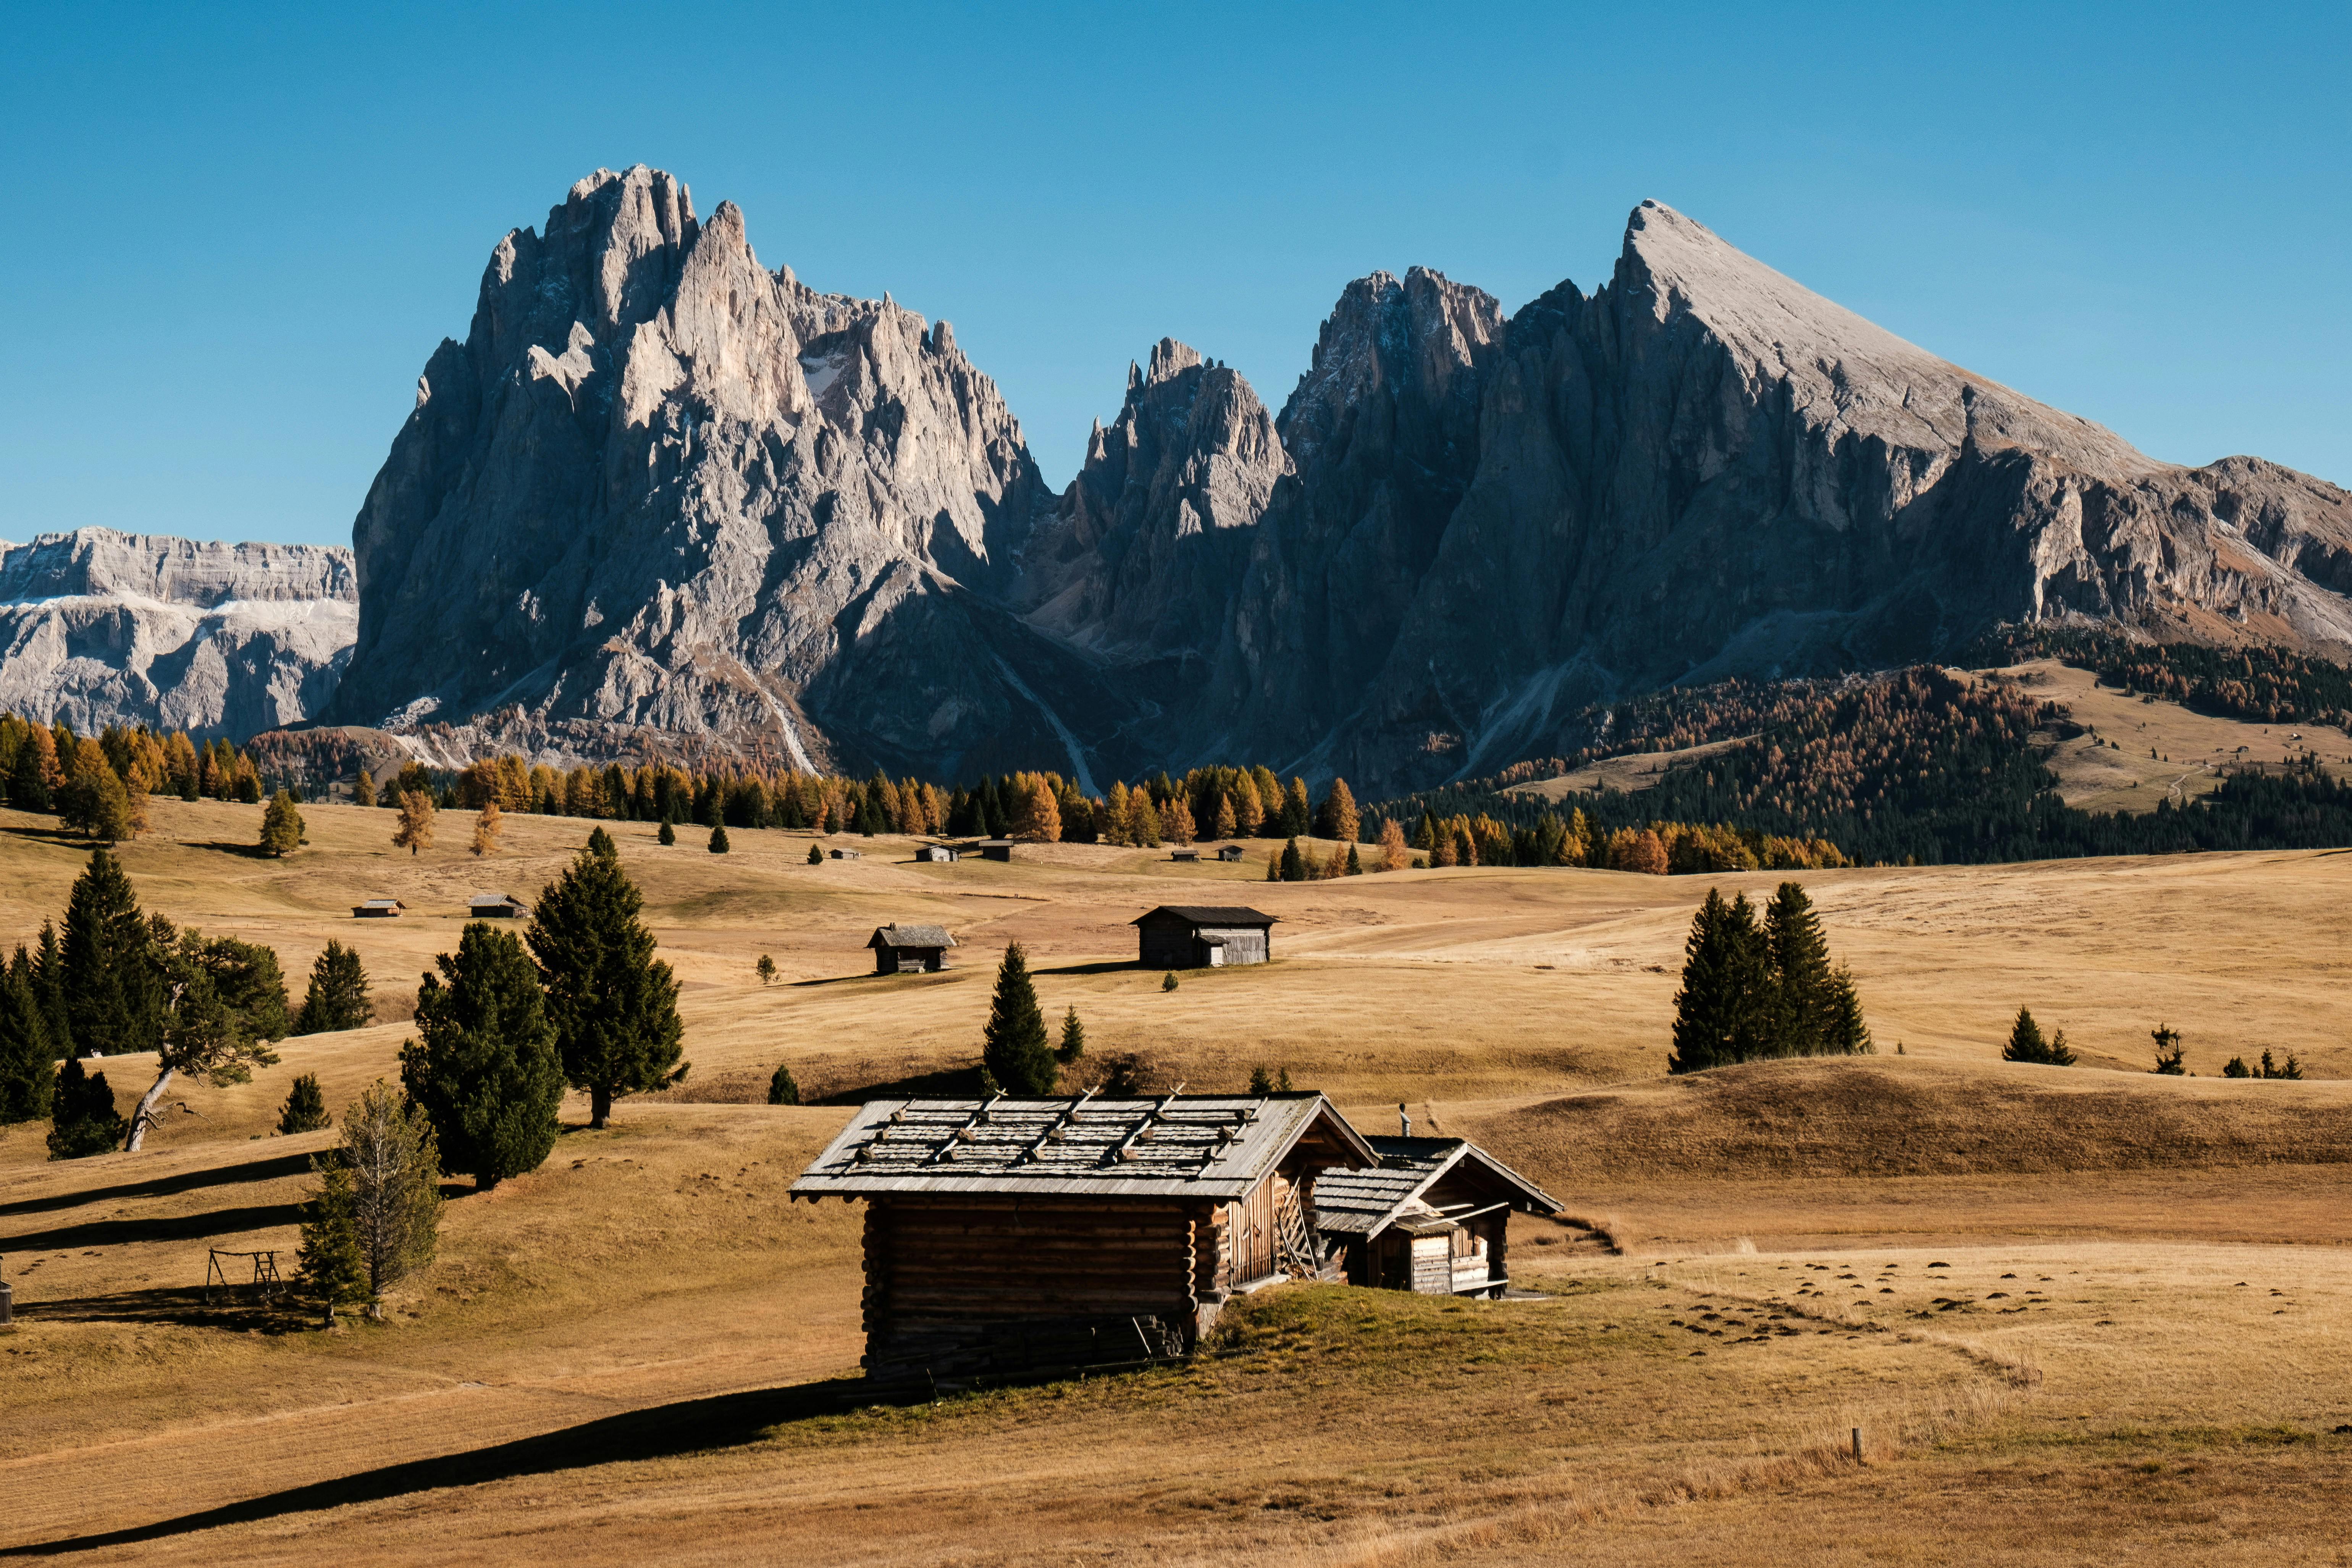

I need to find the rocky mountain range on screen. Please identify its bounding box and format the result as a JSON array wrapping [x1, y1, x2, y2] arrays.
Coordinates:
[[16, 168, 2350, 792], [0, 529, 354, 739]]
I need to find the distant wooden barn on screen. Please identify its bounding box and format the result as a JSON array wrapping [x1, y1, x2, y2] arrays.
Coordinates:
[[869, 923, 958, 974], [1169, 847, 1201, 862], [352, 898, 405, 919], [1311, 1133, 1560, 1298], [468, 893, 528, 920], [917, 843, 961, 863], [790, 1092, 1378, 1392], [830, 847, 861, 860], [1133, 905, 1276, 969], [1215, 845, 1246, 862], [972, 838, 1016, 862]]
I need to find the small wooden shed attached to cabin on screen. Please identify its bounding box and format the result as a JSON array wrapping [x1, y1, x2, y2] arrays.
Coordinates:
[[352, 898, 406, 919], [790, 1092, 1377, 1392], [1133, 905, 1276, 968], [830, 847, 861, 860], [917, 843, 961, 863], [972, 838, 1016, 861], [869, 923, 958, 974], [469, 893, 528, 920], [1311, 1135, 1560, 1299]]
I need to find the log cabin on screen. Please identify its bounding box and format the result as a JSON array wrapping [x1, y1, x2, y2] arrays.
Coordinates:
[[868, 923, 958, 974], [468, 893, 528, 919], [1310, 1133, 1560, 1298], [1132, 905, 1276, 968], [790, 1092, 1377, 1392]]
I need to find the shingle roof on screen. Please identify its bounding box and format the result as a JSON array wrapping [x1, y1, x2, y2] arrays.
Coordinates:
[[1131, 905, 1278, 927], [790, 1092, 1374, 1201], [1312, 1136, 1562, 1237], [870, 924, 957, 949]]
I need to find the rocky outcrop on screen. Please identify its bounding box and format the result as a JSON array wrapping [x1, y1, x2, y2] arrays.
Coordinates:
[[326, 165, 1122, 781], [1145, 203, 2352, 790], [0, 529, 355, 738]]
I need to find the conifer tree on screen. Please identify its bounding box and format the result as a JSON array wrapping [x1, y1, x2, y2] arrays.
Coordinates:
[[1159, 971, 1178, 993], [658, 818, 676, 846], [1346, 843, 1363, 875], [296, 1161, 369, 1324], [353, 769, 376, 809], [2150, 1024, 2187, 1075], [1279, 837, 1305, 882], [470, 799, 502, 857], [1247, 1064, 1273, 1094], [294, 940, 373, 1035], [1668, 889, 1772, 1074], [527, 849, 686, 1128], [1822, 965, 1873, 1056], [1378, 818, 1410, 871], [1213, 794, 1238, 839], [2001, 1007, 2075, 1066], [1265, 857, 1280, 882], [125, 931, 288, 1150], [586, 825, 617, 861], [0, 949, 53, 1123], [708, 823, 730, 854], [1314, 779, 1360, 844], [399, 924, 564, 1189], [1056, 1005, 1086, 1065], [61, 848, 163, 1059], [261, 790, 305, 857], [47, 1055, 126, 1158], [980, 942, 1056, 1094], [767, 1061, 800, 1105], [338, 1079, 442, 1301], [392, 791, 436, 856], [807, 840, 825, 865], [278, 1072, 330, 1134], [1763, 882, 1835, 1055], [756, 954, 777, 985], [1282, 778, 1312, 837]]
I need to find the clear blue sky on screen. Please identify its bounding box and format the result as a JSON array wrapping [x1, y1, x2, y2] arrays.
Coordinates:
[[3, 2, 2346, 547]]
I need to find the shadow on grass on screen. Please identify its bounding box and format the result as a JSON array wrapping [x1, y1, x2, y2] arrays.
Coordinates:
[[2, 1201, 305, 1253], [0, 1377, 876, 1555], [9, 1284, 299, 1331], [0, 1151, 317, 1221], [788, 970, 968, 989], [811, 1065, 987, 1106], [1032, 960, 1144, 977], [189, 840, 270, 859]]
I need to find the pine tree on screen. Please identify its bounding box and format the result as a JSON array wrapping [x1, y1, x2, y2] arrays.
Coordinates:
[[296, 1161, 369, 1324], [1822, 965, 1873, 1055], [1314, 779, 1360, 844], [527, 849, 686, 1129], [47, 1055, 126, 1158], [2223, 1055, 2252, 1079], [277, 1072, 330, 1134], [392, 791, 436, 856], [767, 1062, 800, 1105], [1247, 1064, 1273, 1094], [586, 826, 617, 861], [294, 940, 373, 1034], [61, 848, 163, 1059], [31, 922, 68, 1054], [756, 954, 777, 986], [2001, 1007, 2076, 1066], [658, 819, 676, 846], [807, 840, 825, 865], [398, 924, 564, 1189], [1668, 889, 1771, 1074], [1282, 778, 1312, 837], [2151, 1024, 2187, 1075], [261, 790, 305, 857], [0, 949, 54, 1124], [124, 931, 288, 1150], [1763, 882, 1835, 1055], [1056, 1005, 1086, 1065], [1161, 971, 1179, 992], [1279, 837, 1305, 882], [708, 823, 730, 854], [339, 1079, 442, 1302], [981, 942, 1056, 1094]]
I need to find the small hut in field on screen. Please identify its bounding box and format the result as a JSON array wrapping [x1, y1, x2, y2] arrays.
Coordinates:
[[868, 924, 958, 974], [917, 843, 961, 863], [790, 1092, 1378, 1392], [468, 893, 528, 919], [1132, 905, 1276, 968], [972, 838, 1016, 862], [352, 898, 406, 919], [1215, 845, 1246, 862], [1310, 1134, 1559, 1299]]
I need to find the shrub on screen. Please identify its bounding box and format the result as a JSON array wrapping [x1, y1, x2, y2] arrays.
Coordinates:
[[767, 1062, 800, 1106], [277, 1072, 330, 1134]]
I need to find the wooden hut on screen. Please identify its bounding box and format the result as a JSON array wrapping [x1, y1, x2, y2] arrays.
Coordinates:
[[1132, 905, 1276, 968], [468, 893, 528, 919], [830, 847, 861, 860], [790, 1092, 1377, 1392], [1215, 845, 1246, 862], [1310, 1133, 1560, 1299], [972, 838, 1016, 862], [1169, 847, 1201, 862], [917, 843, 961, 863], [352, 898, 405, 919], [869, 923, 958, 974]]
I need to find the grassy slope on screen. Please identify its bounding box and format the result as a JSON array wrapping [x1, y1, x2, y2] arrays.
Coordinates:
[[6, 799, 2352, 1560]]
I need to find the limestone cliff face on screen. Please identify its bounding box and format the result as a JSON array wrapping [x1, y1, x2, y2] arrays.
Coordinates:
[[1145, 203, 2352, 790], [327, 165, 1101, 778], [0, 529, 355, 738]]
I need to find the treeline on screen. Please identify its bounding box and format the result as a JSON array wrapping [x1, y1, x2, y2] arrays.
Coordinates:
[[1967, 626, 2352, 729], [0, 715, 271, 838], [1378, 667, 2352, 868], [1402, 807, 1846, 874], [369, 755, 1366, 849]]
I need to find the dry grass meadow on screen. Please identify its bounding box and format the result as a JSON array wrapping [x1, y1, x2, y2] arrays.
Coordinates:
[[3, 789, 2351, 1563]]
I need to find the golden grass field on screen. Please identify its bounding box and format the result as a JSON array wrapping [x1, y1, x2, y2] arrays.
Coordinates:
[[3, 784, 2351, 1563]]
